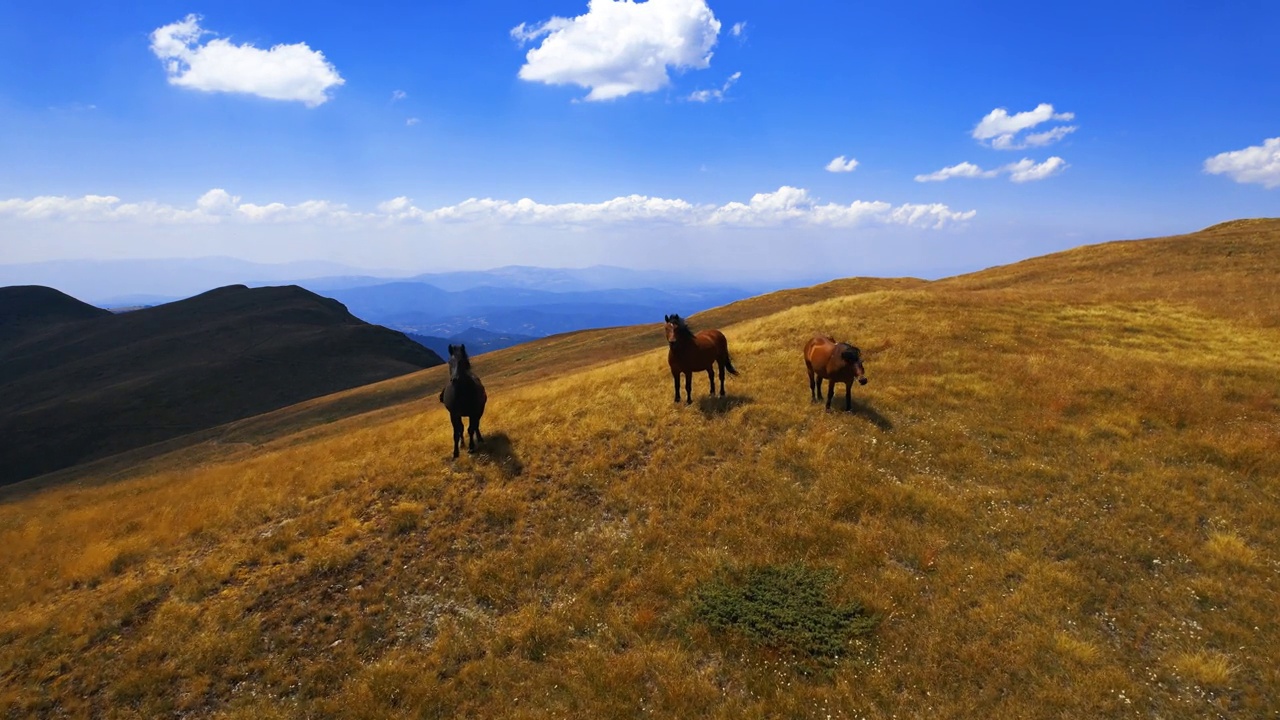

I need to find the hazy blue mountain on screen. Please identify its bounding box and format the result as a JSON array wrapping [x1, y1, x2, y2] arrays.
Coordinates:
[[0, 257, 404, 304], [322, 282, 753, 337], [406, 327, 538, 358]]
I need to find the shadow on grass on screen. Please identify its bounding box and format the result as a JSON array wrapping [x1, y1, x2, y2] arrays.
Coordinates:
[[472, 432, 524, 476], [697, 395, 753, 417], [845, 400, 893, 430]]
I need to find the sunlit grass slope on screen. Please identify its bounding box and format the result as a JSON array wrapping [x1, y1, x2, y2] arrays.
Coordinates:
[[2, 222, 1278, 718]]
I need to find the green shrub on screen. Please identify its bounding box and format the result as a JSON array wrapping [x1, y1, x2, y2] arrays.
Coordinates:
[[693, 563, 876, 662]]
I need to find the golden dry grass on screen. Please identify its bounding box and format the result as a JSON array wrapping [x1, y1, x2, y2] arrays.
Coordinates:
[[1, 221, 1278, 718]]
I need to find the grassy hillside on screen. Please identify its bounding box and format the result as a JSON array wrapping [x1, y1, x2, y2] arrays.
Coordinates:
[[1, 223, 1277, 718], [0, 284, 443, 484]]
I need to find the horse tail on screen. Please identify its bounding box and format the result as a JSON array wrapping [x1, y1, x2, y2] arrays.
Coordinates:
[[722, 348, 739, 376]]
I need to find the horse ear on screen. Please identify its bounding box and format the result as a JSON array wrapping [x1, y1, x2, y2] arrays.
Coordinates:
[[447, 344, 455, 353], [663, 314, 670, 322]]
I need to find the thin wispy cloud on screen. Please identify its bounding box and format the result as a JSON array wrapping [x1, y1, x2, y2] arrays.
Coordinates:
[[689, 71, 741, 103], [825, 156, 859, 173], [2, 187, 975, 230], [1204, 137, 1280, 188], [973, 103, 1076, 150], [730, 21, 747, 39], [915, 157, 1067, 183], [391, 89, 407, 101], [149, 15, 344, 107], [406, 117, 421, 126], [512, 0, 721, 101]]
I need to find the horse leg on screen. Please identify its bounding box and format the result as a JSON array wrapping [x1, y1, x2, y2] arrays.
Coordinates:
[[707, 368, 715, 396], [807, 363, 818, 401], [466, 414, 477, 453], [685, 372, 693, 405], [473, 413, 484, 446], [718, 361, 726, 397], [672, 371, 681, 403], [450, 413, 464, 458], [825, 379, 835, 410], [845, 382, 854, 411]]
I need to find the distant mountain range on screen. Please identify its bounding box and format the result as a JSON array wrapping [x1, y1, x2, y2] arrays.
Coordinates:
[[0, 258, 772, 342], [320, 281, 754, 337], [0, 258, 777, 305], [406, 327, 538, 359], [0, 284, 442, 485]]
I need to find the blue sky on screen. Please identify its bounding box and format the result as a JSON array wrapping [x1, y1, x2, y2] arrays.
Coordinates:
[[1, 1, 1277, 283]]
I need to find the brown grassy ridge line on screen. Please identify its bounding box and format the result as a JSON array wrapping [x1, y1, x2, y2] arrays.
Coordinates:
[[1, 232, 1278, 718], [937, 218, 1280, 326]]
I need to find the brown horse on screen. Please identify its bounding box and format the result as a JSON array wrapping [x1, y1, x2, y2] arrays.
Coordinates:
[[804, 335, 867, 410], [664, 314, 738, 404]]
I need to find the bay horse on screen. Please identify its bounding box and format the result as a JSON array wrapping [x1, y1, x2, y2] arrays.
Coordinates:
[[664, 314, 738, 404], [439, 343, 486, 458], [804, 335, 867, 411]]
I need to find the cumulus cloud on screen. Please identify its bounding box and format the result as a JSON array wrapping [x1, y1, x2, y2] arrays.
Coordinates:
[[914, 162, 998, 182], [1204, 137, 1280, 189], [1005, 157, 1068, 183], [915, 157, 1066, 183], [973, 103, 1076, 150], [688, 71, 741, 102], [1, 187, 975, 230], [704, 187, 974, 229], [0, 191, 362, 224], [512, 0, 721, 101], [825, 156, 860, 173], [149, 14, 344, 107]]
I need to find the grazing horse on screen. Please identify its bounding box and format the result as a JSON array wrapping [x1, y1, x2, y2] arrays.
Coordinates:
[[439, 343, 486, 457], [804, 335, 867, 411], [664, 314, 738, 404]]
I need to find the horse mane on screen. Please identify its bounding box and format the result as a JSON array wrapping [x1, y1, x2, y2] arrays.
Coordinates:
[[666, 314, 695, 340], [838, 343, 862, 363]]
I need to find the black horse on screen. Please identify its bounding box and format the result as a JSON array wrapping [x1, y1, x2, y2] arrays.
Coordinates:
[[439, 344, 486, 458]]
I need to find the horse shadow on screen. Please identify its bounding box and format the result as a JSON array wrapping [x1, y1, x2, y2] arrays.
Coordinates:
[[697, 394, 753, 417], [845, 400, 893, 430], [471, 432, 524, 476]]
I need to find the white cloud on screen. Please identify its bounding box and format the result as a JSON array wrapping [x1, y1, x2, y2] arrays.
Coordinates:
[[1006, 157, 1068, 183], [406, 117, 421, 126], [1, 187, 974, 230], [391, 89, 407, 101], [689, 71, 741, 102], [149, 14, 344, 107], [0, 192, 363, 224], [512, 0, 721, 101], [1203, 137, 1280, 189], [973, 103, 1076, 150], [704, 187, 974, 229], [914, 162, 998, 182], [730, 21, 747, 38], [915, 157, 1066, 183], [824, 155, 860, 173]]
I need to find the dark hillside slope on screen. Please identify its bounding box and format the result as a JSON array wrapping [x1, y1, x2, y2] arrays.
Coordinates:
[[0, 285, 111, 346], [0, 284, 442, 484]]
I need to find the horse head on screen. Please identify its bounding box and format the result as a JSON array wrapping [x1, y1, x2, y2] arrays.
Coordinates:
[[448, 343, 471, 380], [840, 345, 868, 385], [663, 314, 691, 347]]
